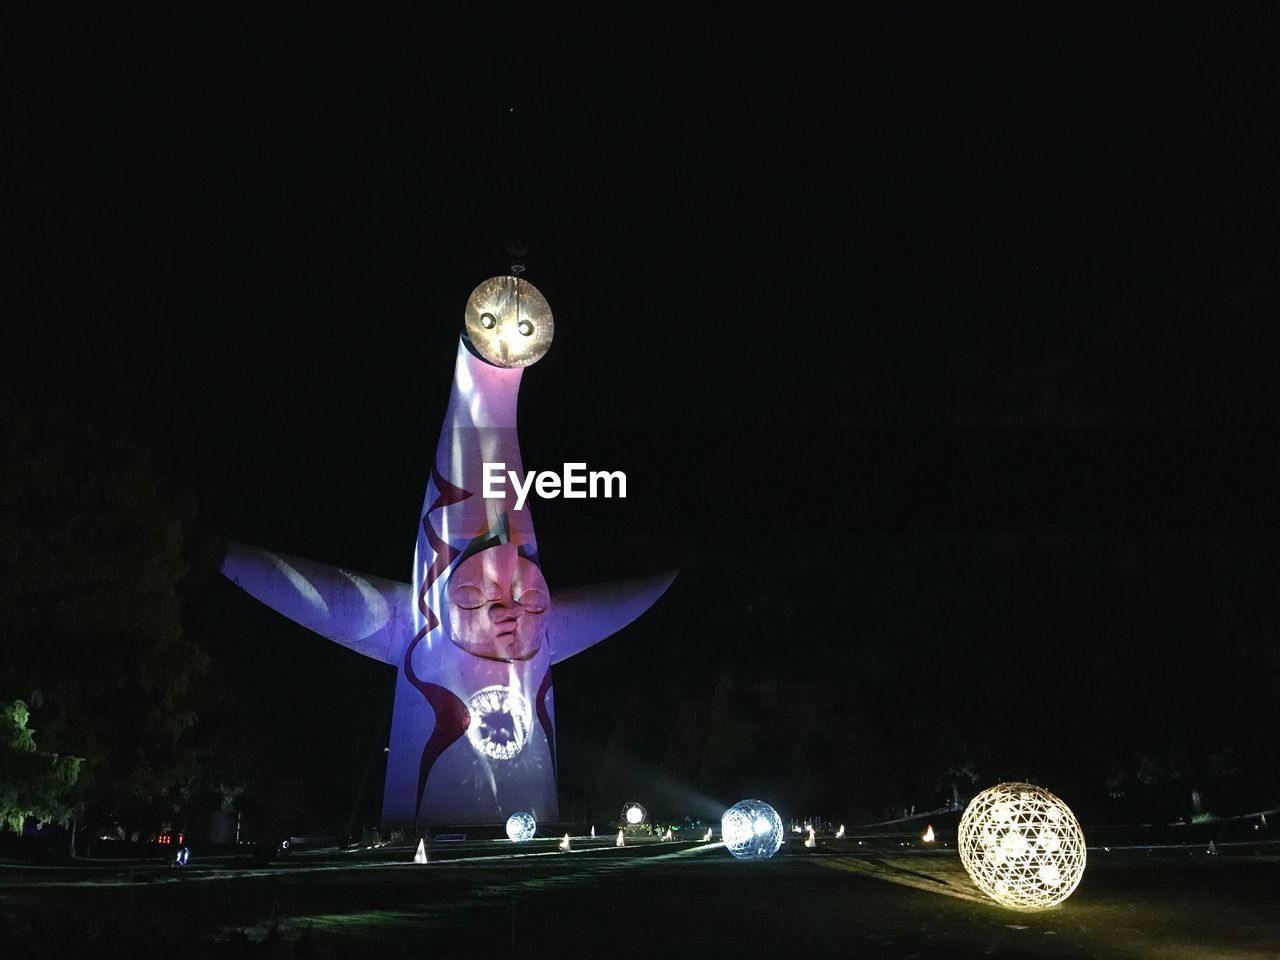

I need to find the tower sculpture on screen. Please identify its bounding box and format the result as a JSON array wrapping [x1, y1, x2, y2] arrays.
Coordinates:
[[220, 275, 675, 826]]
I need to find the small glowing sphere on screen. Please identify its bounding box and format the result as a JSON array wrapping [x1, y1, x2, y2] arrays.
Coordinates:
[[464, 276, 554, 368], [505, 812, 536, 842], [623, 803, 646, 826], [721, 800, 783, 860], [958, 782, 1086, 910]]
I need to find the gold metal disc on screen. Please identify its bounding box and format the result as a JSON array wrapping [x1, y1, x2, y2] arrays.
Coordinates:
[[464, 276, 554, 368]]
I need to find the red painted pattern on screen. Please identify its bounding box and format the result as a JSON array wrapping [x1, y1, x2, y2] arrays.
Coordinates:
[[403, 466, 473, 824], [536, 668, 557, 779]]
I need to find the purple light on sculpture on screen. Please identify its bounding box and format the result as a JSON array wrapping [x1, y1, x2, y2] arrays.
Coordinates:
[[219, 275, 676, 827]]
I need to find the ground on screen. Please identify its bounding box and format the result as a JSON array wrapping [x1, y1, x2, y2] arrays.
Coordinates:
[[2, 835, 1278, 958]]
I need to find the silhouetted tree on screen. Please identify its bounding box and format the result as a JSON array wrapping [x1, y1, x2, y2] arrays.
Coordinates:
[[0, 405, 216, 836]]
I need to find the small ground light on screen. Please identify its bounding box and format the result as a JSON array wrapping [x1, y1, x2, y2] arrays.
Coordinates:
[[836, 825, 845, 838], [922, 824, 936, 842], [559, 834, 571, 851], [174, 847, 190, 867], [616, 830, 625, 847]]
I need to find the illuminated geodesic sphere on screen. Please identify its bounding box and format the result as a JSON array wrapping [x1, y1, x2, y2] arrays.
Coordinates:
[[958, 782, 1086, 910], [721, 800, 784, 860], [505, 812, 537, 842], [464, 275, 554, 368], [622, 802, 647, 826]]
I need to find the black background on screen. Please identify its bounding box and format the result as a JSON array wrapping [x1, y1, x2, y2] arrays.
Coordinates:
[[6, 7, 1279, 826]]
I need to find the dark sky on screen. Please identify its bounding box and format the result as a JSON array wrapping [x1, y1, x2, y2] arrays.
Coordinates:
[[6, 8, 1279, 825]]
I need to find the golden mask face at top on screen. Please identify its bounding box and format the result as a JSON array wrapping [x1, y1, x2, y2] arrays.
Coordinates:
[[464, 276, 554, 368]]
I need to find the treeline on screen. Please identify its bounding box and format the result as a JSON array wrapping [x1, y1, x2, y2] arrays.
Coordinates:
[[0, 403, 299, 845], [587, 530, 1280, 826]]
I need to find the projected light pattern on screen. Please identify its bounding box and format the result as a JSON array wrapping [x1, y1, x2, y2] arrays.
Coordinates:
[[505, 811, 536, 842], [958, 782, 1087, 910], [721, 800, 783, 860], [466, 686, 532, 760]]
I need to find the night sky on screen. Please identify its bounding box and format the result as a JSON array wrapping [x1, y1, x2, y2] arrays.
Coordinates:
[[6, 9, 1279, 828]]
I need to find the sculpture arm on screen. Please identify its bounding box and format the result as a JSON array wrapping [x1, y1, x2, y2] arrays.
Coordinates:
[[547, 570, 677, 664], [218, 541, 412, 665]]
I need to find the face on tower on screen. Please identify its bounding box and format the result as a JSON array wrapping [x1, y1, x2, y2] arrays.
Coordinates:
[[464, 276, 554, 368], [445, 543, 550, 661]]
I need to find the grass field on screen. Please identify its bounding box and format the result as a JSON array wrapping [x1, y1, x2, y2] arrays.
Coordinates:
[[2, 835, 1278, 958]]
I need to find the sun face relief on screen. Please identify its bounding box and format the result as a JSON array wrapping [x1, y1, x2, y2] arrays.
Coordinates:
[[445, 543, 550, 661], [464, 275, 554, 368]]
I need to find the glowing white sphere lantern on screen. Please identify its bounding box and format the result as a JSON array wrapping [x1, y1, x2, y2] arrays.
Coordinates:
[[505, 811, 536, 842], [721, 800, 784, 860], [622, 802, 647, 826], [958, 782, 1087, 910], [464, 275, 554, 368]]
